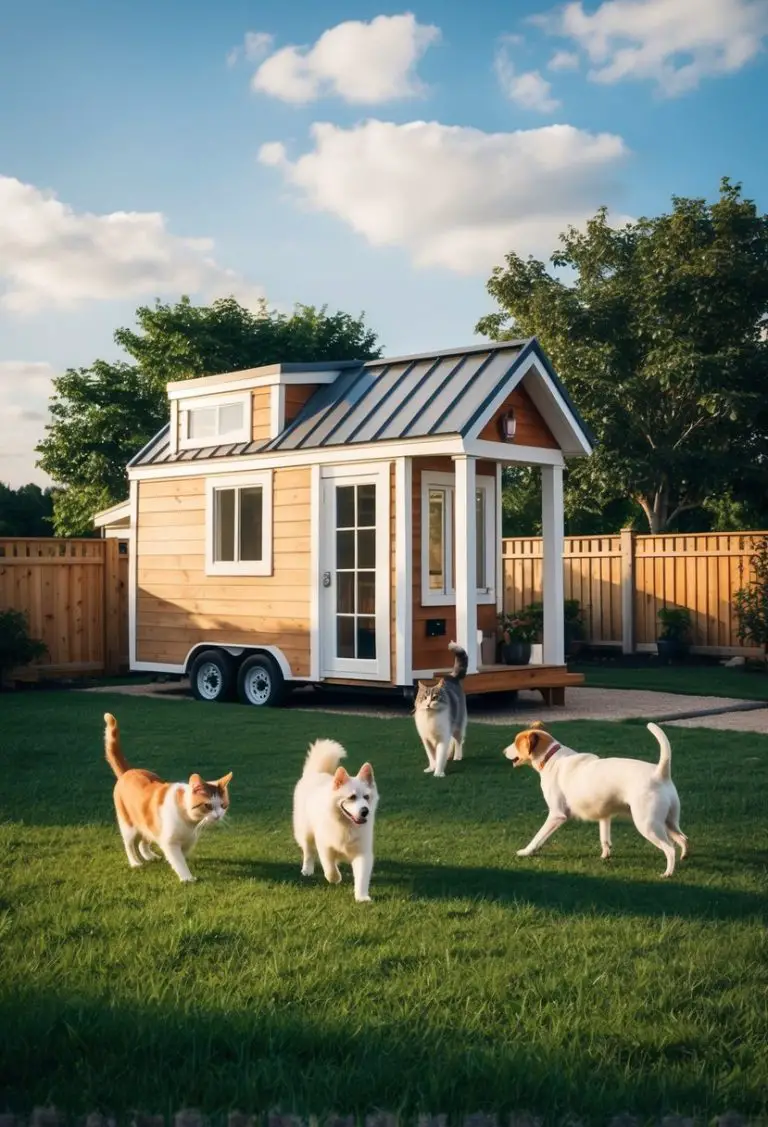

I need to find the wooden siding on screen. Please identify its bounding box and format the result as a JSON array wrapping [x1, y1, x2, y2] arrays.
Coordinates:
[[285, 384, 319, 426], [251, 389, 271, 444], [479, 385, 558, 448], [503, 531, 767, 656], [411, 456, 497, 671], [136, 469, 312, 674], [0, 537, 128, 677]]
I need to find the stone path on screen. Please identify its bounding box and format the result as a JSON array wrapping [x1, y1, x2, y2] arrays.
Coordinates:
[[82, 679, 768, 732]]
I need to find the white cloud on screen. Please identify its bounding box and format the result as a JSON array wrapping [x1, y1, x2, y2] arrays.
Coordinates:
[[548, 49, 580, 70], [0, 361, 56, 486], [495, 42, 561, 111], [258, 119, 629, 274], [227, 31, 274, 68], [0, 175, 264, 314], [539, 0, 768, 95], [251, 13, 440, 104]]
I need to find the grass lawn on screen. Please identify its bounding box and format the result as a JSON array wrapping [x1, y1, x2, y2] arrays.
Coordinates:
[[573, 661, 768, 701], [1, 692, 767, 1123]]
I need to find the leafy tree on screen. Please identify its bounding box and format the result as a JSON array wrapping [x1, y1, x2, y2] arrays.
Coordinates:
[[734, 538, 768, 657], [37, 297, 382, 535], [0, 483, 54, 537], [478, 179, 768, 533]]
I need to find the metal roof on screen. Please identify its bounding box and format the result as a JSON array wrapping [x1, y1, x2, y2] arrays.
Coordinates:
[[129, 338, 593, 467]]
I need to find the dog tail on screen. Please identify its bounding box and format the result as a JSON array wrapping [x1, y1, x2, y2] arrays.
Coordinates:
[[104, 713, 130, 778], [448, 641, 469, 681], [302, 738, 347, 777], [647, 722, 672, 781]]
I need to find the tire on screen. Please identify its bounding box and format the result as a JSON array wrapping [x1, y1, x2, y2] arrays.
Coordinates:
[[237, 653, 288, 708], [189, 649, 235, 703]]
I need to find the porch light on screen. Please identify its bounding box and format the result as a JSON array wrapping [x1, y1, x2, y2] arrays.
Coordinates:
[[499, 410, 517, 441]]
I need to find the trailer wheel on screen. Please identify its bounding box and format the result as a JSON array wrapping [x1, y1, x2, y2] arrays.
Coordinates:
[[237, 653, 288, 708], [189, 649, 235, 703]]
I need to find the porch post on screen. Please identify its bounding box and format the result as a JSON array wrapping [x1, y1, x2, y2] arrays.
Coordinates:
[[454, 455, 478, 674], [394, 457, 413, 686], [541, 464, 565, 665]]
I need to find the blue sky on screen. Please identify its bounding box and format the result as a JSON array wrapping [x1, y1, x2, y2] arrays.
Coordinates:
[[1, 0, 767, 485]]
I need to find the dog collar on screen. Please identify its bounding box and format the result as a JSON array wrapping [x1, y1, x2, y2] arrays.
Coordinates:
[[537, 742, 561, 770]]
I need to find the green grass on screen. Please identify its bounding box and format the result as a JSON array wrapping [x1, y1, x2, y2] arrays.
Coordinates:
[[1, 692, 767, 1123], [573, 661, 768, 701]]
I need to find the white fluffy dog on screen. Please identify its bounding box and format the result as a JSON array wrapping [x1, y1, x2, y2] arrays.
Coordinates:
[[292, 739, 378, 902], [503, 721, 688, 877]]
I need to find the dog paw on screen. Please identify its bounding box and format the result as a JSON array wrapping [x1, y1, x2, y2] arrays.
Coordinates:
[[601, 850, 612, 861], [355, 895, 372, 903], [300, 866, 314, 877], [423, 765, 435, 773], [516, 849, 532, 858], [179, 875, 197, 883]]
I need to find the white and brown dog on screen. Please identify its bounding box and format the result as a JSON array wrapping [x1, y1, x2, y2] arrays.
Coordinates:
[[503, 721, 688, 877]]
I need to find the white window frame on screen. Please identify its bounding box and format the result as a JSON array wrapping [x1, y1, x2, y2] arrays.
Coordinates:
[[179, 391, 251, 450], [205, 470, 273, 577], [420, 470, 496, 607]]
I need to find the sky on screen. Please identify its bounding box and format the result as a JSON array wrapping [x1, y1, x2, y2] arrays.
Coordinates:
[[1, 0, 767, 487]]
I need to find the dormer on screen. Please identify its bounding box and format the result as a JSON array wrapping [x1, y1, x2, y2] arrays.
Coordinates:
[[165, 362, 358, 454]]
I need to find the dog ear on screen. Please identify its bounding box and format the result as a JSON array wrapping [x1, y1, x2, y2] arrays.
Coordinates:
[[357, 763, 374, 784], [333, 766, 350, 790], [528, 731, 540, 752]]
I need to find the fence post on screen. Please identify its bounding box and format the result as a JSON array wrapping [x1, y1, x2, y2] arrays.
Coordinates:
[[103, 538, 122, 676], [620, 528, 635, 654]]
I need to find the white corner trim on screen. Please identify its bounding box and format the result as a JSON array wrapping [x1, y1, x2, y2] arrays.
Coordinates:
[[270, 384, 286, 439], [453, 455, 478, 675], [309, 463, 321, 683], [169, 400, 179, 456], [204, 470, 273, 577], [395, 457, 413, 686], [128, 479, 138, 668], [495, 463, 503, 614], [541, 464, 565, 665], [178, 390, 251, 451]]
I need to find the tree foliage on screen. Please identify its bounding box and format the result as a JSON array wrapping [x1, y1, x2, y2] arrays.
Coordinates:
[[478, 179, 768, 533], [734, 538, 768, 654], [37, 297, 382, 535], [0, 483, 54, 537]]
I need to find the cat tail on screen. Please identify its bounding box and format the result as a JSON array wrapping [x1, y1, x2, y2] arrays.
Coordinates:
[[302, 738, 347, 777], [104, 713, 130, 778], [448, 641, 469, 681]]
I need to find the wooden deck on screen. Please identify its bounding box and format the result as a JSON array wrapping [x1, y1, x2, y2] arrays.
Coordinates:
[[427, 663, 584, 705]]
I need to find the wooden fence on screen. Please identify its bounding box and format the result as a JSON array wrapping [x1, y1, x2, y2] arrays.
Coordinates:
[[0, 538, 129, 678], [502, 530, 766, 657]]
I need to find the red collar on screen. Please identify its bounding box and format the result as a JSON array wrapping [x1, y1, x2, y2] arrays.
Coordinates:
[[536, 742, 561, 771]]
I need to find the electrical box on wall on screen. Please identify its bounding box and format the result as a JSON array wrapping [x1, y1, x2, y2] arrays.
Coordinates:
[[425, 619, 446, 638]]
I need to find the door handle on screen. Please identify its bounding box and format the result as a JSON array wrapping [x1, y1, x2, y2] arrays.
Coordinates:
[[322, 571, 332, 588]]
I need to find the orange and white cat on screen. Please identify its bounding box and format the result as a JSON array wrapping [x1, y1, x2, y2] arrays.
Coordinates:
[[104, 712, 232, 882]]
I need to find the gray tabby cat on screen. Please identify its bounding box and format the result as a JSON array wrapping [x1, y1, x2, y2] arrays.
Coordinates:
[[413, 642, 468, 778]]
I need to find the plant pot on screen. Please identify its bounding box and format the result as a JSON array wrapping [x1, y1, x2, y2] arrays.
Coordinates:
[[656, 638, 688, 664], [501, 641, 532, 666]]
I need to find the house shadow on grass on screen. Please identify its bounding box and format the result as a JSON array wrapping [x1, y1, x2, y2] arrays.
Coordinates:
[[219, 857, 767, 924], [0, 985, 763, 1121]]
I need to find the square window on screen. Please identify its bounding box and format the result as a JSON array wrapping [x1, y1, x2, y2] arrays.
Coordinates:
[[206, 472, 272, 576]]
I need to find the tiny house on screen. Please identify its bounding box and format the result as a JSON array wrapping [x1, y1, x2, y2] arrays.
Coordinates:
[[101, 339, 594, 706]]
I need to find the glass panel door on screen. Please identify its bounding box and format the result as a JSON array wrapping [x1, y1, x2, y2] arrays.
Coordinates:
[[334, 482, 377, 662]]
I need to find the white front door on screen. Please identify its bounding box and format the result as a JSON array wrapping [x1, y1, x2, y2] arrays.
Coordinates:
[[320, 465, 390, 681]]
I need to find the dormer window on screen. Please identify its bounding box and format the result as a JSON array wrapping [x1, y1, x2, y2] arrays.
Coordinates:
[[179, 392, 250, 450]]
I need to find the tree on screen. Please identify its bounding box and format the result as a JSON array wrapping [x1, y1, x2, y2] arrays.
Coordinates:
[[37, 297, 382, 535], [734, 538, 768, 658], [477, 179, 768, 533], [0, 483, 54, 536]]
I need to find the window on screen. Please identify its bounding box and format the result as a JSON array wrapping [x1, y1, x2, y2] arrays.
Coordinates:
[[205, 472, 272, 576], [421, 472, 495, 606], [179, 392, 250, 450]]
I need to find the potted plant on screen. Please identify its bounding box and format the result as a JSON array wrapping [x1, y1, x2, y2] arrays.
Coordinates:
[[656, 606, 691, 664], [498, 606, 539, 665], [564, 599, 586, 658]]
